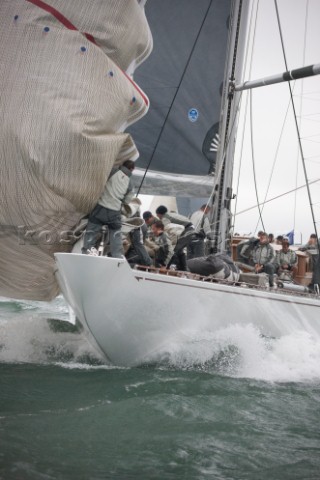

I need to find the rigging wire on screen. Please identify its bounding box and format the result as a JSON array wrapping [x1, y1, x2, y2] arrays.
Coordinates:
[[209, 0, 258, 240], [206, 89, 245, 235], [206, 91, 246, 235], [293, 0, 309, 238], [274, 0, 320, 253], [243, 0, 264, 232], [135, 0, 214, 196], [250, 1, 299, 235], [235, 177, 320, 216], [232, 91, 248, 223], [249, 88, 265, 232], [211, 0, 244, 251], [233, 0, 284, 236], [206, 6, 261, 239], [204, 88, 245, 242], [253, 88, 294, 234], [232, 0, 259, 232]]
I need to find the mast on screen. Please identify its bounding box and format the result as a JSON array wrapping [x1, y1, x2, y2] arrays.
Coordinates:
[[210, 0, 252, 253]]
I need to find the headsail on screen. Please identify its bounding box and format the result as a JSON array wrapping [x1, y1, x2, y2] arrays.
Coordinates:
[[0, 0, 152, 300]]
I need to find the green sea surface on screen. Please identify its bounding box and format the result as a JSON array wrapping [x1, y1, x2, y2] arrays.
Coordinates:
[[1, 297, 320, 480]]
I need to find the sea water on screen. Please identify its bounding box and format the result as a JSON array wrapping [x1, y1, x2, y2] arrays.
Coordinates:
[[1, 296, 320, 480]]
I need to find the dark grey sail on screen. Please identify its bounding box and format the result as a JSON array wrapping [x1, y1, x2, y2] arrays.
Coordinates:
[[128, 0, 231, 194]]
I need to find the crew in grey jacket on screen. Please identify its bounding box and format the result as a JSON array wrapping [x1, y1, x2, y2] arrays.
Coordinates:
[[82, 160, 135, 257], [251, 232, 276, 287], [151, 220, 174, 267], [274, 239, 298, 279], [155, 205, 195, 271]]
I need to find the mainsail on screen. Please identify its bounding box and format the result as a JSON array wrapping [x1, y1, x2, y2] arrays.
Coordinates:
[[0, 0, 152, 300], [128, 0, 232, 196]]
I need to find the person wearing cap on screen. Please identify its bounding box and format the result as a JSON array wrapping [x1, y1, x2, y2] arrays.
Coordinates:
[[274, 239, 298, 280], [82, 159, 135, 258]]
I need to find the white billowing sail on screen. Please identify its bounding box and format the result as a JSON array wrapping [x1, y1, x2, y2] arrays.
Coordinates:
[[0, 0, 152, 300]]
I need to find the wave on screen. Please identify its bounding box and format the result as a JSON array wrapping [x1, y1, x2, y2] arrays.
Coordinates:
[[150, 323, 320, 383], [1, 297, 320, 382]]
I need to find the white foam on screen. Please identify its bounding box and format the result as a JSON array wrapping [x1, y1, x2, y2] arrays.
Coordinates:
[[238, 329, 320, 382], [153, 323, 320, 383], [0, 317, 100, 364], [2, 298, 320, 382], [0, 297, 103, 365]]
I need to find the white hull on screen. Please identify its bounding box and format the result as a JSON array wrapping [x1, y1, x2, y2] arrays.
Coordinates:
[[54, 253, 320, 366]]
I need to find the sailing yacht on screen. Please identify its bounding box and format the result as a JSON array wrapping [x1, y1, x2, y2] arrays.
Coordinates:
[[0, 0, 319, 365], [54, 0, 320, 366]]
